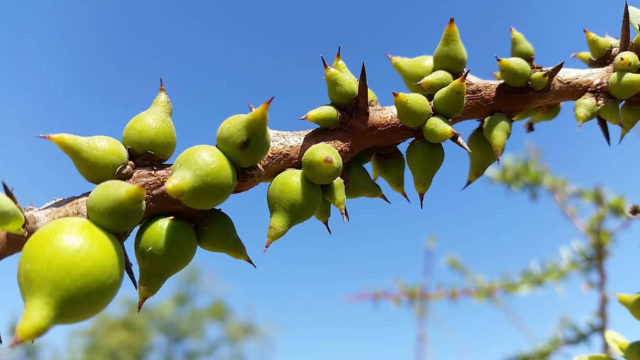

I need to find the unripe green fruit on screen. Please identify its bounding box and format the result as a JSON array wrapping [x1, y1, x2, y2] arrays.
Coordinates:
[[322, 56, 358, 106], [332, 47, 378, 103], [135, 216, 197, 310], [405, 139, 444, 209], [530, 104, 561, 123], [614, 51, 640, 72], [510, 27, 535, 63], [416, 70, 453, 94], [497, 57, 531, 87], [574, 355, 615, 360], [574, 94, 598, 126], [196, 210, 254, 267], [423, 116, 455, 143], [165, 145, 237, 210], [609, 71, 640, 100], [625, 342, 640, 360], [371, 147, 409, 202], [41, 133, 129, 184], [393, 92, 432, 128], [14, 217, 124, 344], [0, 192, 24, 234], [464, 126, 495, 189], [314, 198, 332, 234], [87, 180, 146, 234], [572, 52, 593, 66], [598, 100, 621, 125], [216, 97, 272, 167], [482, 113, 511, 161], [122, 82, 176, 162], [323, 177, 348, 222], [387, 54, 434, 93], [584, 29, 612, 60], [617, 293, 640, 321], [301, 143, 343, 185], [344, 163, 388, 203], [433, 18, 467, 75], [605, 34, 620, 48], [620, 102, 640, 142], [512, 108, 537, 121], [491, 72, 503, 80], [605, 329, 629, 356], [529, 71, 549, 91], [432, 72, 467, 118], [300, 105, 340, 128]]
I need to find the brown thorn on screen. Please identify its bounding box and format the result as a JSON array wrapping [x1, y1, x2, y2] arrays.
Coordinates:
[[355, 62, 370, 114], [159, 78, 165, 91], [401, 191, 411, 203], [384, 52, 393, 62], [245, 256, 257, 268], [449, 134, 471, 153], [380, 192, 391, 204], [619, 130, 627, 144], [0, 331, 2, 344], [460, 69, 470, 81], [262, 240, 272, 254], [419, 193, 425, 209], [323, 221, 332, 235], [596, 116, 611, 146], [462, 179, 473, 190], [543, 62, 565, 90], [121, 242, 137, 290], [336, 45, 342, 61], [344, 207, 350, 221], [137, 298, 146, 312], [248, 102, 255, 111], [321, 55, 329, 70], [620, 1, 631, 51], [264, 96, 275, 106]]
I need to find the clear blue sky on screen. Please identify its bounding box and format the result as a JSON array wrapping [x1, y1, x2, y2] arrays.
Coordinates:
[[1, 0, 640, 359]]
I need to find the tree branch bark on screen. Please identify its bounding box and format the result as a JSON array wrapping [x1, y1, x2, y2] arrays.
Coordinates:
[[0, 66, 613, 260]]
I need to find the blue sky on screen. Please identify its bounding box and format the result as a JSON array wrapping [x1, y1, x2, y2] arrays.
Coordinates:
[[1, 0, 640, 359]]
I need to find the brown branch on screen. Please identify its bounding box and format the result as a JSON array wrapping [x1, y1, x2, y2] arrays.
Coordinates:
[[0, 66, 614, 260]]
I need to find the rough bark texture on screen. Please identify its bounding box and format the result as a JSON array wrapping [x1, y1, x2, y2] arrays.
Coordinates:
[[0, 66, 614, 260]]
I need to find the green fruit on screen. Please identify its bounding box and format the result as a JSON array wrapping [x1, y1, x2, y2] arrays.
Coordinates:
[[574, 94, 598, 126], [530, 104, 561, 123], [122, 82, 176, 162], [13, 217, 124, 344], [497, 56, 531, 87], [609, 71, 640, 100], [482, 113, 511, 161], [301, 143, 343, 185], [432, 72, 467, 118], [423, 116, 455, 143], [332, 47, 378, 103], [300, 105, 340, 128], [314, 198, 332, 234], [605, 329, 629, 356], [464, 126, 495, 189], [216, 97, 272, 167], [620, 102, 640, 142], [491, 72, 503, 80], [573, 355, 615, 360], [510, 27, 535, 63], [165, 145, 237, 210], [625, 342, 640, 360], [433, 18, 467, 75], [135, 216, 197, 310], [616, 293, 640, 321], [572, 52, 592, 66], [405, 139, 444, 208], [266, 169, 322, 249], [387, 54, 434, 93], [598, 100, 621, 125], [393, 91, 432, 128], [371, 147, 409, 202], [584, 29, 612, 60], [529, 71, 549, 91], [322, 56, 358, 106], [512, 108, 537, 121], [614, 51, 640, 72], [86, 180, 146, 234], [0, 192, 24, 234], [41, 133, 129, 184], [322, 177, 348, 222], [416, 70, 453, 94], [344, 163, 388, 202], [196, 210, 254, 267]]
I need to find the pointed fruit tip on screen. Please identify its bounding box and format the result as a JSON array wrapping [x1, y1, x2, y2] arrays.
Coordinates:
[[460, 69, 470, 81], [37, 134, 52, 140], [402, 191, 411, 203], [299, 114, 308, 120], [510, 26, 515, 32], [380, 193, 391, 204], [10, 335, 22, 347], [323, 221, 332, 234], [384, 52, 393, 61], [335, 45, 342, 60], [137, 297, 147, 312], [263, 239, 273, 254], [419, 193, 425, 209], [245, 256, 257, 268], [321, 55, 329, 69], [462, 179, 474, 190], [159, 78, 165, 91], [391, 91, 399, 97], [340, 210, 347, 222], [344, 207, 350, 221], [448, 17, 455, 25]]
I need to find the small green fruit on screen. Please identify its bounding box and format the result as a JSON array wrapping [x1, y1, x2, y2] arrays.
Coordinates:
[[573, 355, 615, 360], [614, 51, 640, 72], [510, 27, 535, 63], [529, 71, 549, 91], [405, 139, 444, 208], [344, 163, 388, 203], [574, 94, 598, 126], [13, 217, 124, 344], [387, 54, 433, 93], [605, 329, 629, 356], [598, 100, 621, 125], [616, 293, 640, 321], [87, 180, 146, 234], [464, 126, 495, 189], [393, 92, 432, 128], [572, 52, 593, 66], [620, 102, 640, 142], [301, 143, 343, 185], [497, 56, 531, 87], [314, 198, 332, 234], [216, 97, 272, 168], [135, 216, 197, 310], [41, 133, 129, 184], [512, 108, 537, 121], [416, 70, 453, 94], [530, 104, 561, 123], [165, 145, 237, 210], [0, 192, 24, 234], [433, 18, 467, 75], [322, 177, 348, 222], [609, 71, 640, 100], [482, 113, 511, 161], [322, 56, 358, 106], [423, 116, 455, 143], [371, 147, 409, 202], [122, 82, 176, 162], [300, 105, 340, 128], [196, 210, 254, 267], [332, 47, 378, 103], [432, 71, 468, 118], [584, 29, 612, 60], [266, 169, 322, 249]]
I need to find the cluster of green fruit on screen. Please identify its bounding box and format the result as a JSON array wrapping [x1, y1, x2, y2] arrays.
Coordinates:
[[8, 82, 267, 345]]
